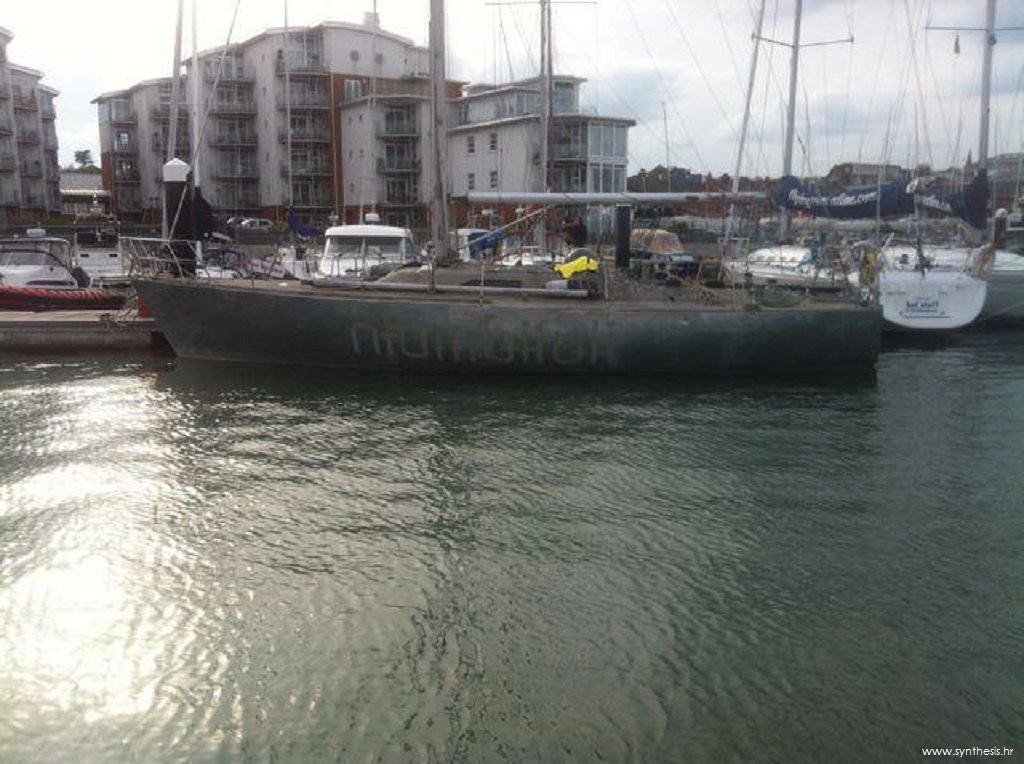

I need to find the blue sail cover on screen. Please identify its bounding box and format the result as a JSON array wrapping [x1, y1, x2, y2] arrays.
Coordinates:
[[772, 170, 990, 230], [287, 210, 321, 239]]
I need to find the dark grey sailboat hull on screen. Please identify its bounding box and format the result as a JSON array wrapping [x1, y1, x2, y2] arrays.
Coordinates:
[[135, 278, 882, 375]]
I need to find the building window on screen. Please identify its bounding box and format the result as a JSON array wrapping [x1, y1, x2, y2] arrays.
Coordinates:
[[489, 171, 498, 189], [467, 136, 475, 155], [489, 132, 498, 152], [457, 104, 469, 125], [467, 173, 476, 191]]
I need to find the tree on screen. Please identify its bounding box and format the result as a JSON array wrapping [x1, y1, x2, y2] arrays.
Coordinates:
[[74, 149, 94, 168]]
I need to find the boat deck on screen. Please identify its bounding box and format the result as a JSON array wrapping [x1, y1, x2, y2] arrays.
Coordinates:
[[179, 276, 870, 315]]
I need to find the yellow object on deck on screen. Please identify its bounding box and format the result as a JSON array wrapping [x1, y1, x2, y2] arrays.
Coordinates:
[[554, 256, 600, 279]]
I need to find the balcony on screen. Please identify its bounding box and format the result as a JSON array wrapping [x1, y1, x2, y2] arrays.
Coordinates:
[[277, 93, 329, 111], [281, 162, 330, 178], [0, 188, 19, 206], [552, 144, 588, 161], [205, 68, 253, 85], [23, 193, 44, 208], [0, 153, 14, 172], [0, 83, 9, 99], [151, 137, 191, 158], [376, 122, 419, 139], [41, 103, 56, 120], [279, 126, 330, 144], [149, 105, 187, 122], [210, 165, 259, 181], [209, 99, 257, 116], [116, 198, 142, 213], [290, 189, 332, 207], [378, 184, 419, 206], [276, 58, 328, 77], [13, 93, 37, 112], [17, 129, 40, 145], [209, 132, 257, 147], [112, 141, 138, 155], [0, 119, 11, 135], [43, 135, 58, 151], [377, 157, 420, 174], [19, 161, 42, 178], [110, 110, 139, 125], [220, 191, 261, 209], [114, 169, 141, 184]]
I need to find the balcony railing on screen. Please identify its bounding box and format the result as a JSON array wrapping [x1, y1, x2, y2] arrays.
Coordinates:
[[205, 68, 253, 84], [23, 193, 44, 208], [0, 188, 20, 206], [110, 110, 139, 125], [210, 166, 259, 180], [220, 192, 261, 208], [209, 132, 257, 147], [41, 104, 56, 120], [278, 93, 329, 110], [116, 198, 143, 213], [0, 119, 12, 135], [377, 157, 420, 174], [149, 105, 187, 122], [112, 141, 138, 154], [377, 122, 419, 138], [282, 162, 330, 177], [291, 192, 332, 208], [114, 169, 141, 183], [276, 58, 328, 76], [17, 129, 40, 145], [43, 136, 58, 151], [151, 138, 191, 157], [209, 100, 257, 115], [0, 154, 14, 172], [279, 127, 330, 143], [19, 161, 42, 178], [13, 93, 37, 112], [378, 184, 419, 206]]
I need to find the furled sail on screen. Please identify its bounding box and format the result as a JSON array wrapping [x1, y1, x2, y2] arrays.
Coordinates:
[[772, 170, 990, 230]]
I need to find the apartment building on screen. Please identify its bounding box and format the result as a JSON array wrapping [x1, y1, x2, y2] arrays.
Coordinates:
[[449, 76, 632, 198], [0, 27, 61, 222], [94, 16, 634, 230], [94, 15, 435, 224]]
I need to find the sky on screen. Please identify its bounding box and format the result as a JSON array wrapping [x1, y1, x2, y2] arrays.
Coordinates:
[[4, 0, 1023, 178]]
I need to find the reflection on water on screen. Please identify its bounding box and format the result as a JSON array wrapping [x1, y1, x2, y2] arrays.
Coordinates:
[[0, 335, 1022, 761]]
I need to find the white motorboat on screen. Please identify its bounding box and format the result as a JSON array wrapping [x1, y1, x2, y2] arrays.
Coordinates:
[[0, 231, 81, 289], [316, 222, 417, 280]]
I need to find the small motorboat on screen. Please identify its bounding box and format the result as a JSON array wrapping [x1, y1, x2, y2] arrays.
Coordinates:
[[0, 230, 125, 312]]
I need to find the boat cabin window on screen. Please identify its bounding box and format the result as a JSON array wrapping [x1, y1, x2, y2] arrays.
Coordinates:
[[325, 235, 407, 260], [0, 241, 70, 267]]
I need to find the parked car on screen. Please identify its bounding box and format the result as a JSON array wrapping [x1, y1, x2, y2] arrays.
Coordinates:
[[225, 217, 246, 228], [240, 218, 274, 231]]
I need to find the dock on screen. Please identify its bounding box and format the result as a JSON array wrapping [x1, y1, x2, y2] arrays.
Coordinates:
[[0, 311, 166, 353]]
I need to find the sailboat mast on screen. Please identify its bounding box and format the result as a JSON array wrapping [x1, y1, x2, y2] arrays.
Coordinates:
[[726, 0, 767, 241], [538, 0, 552, 256], [780, 0, 803, 238], [164, 0, 185, 239], [978, 0, 996, 167], [662, 102, 671, 193], [167, 0, 185, 164], [190, 0, 201, 191], [429, 0, 451, 267], [284, 0, 293, 211]]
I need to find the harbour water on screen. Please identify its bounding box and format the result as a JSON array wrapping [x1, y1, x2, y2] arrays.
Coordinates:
[[1, 334, 1022, 761]]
